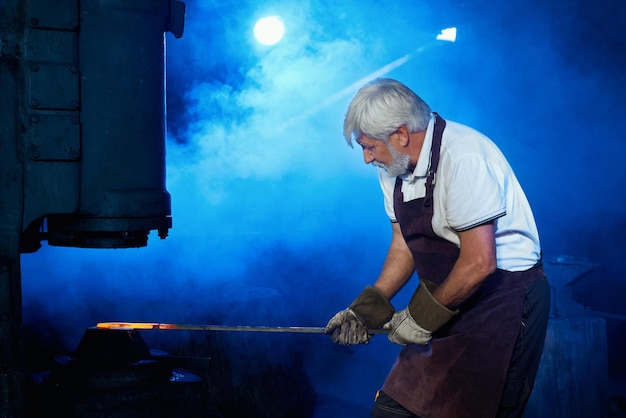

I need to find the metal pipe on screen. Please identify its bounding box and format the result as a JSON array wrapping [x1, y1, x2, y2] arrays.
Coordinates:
[[96, 322, 390, 334]]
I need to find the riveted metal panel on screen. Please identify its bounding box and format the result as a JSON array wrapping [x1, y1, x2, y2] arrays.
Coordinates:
[[28, 62, 79, 110], [26, 28, 77, 63], [27, 111, 80, 161], [27, 0, 79, 30]]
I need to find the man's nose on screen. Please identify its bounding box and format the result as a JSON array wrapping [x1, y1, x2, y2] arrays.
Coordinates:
[[363, 150, 375, 164]]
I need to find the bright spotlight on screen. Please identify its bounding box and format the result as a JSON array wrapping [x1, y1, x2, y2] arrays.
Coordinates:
[[254, 16, 285, 46], [436, 27, 457, 43]]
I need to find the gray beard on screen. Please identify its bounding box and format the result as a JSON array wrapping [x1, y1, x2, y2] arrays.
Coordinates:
[[373, 144, 411, 177]]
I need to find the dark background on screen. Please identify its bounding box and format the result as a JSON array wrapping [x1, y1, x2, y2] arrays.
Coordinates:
[[21, 0, 626, 416]]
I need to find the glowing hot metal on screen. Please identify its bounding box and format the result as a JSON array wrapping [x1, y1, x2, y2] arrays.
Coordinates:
[[96, 322, 389, 334]]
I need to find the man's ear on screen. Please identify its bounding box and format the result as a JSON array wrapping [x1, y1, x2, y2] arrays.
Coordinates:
[[396, 125, 410, 147]]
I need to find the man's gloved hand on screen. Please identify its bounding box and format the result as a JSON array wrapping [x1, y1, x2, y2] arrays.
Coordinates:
[[385, 281, 458, 346], [325, 285, 395, 345], [384, 307, 432, 345], [325, 308, 370, 345]]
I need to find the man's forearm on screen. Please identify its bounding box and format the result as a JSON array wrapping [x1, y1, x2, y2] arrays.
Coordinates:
[[432, 260, 491, 308], [432, 223, 497, 308], [373, 223, 415, 299]]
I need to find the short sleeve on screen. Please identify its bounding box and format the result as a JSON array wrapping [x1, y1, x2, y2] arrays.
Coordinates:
[[444, 154, 506, 231]]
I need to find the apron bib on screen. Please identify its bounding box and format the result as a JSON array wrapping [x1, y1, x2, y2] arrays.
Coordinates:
[[381, 114, 544, 418]]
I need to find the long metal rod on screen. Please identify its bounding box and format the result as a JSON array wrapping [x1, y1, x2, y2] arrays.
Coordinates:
[[96, 322, 390, 334]]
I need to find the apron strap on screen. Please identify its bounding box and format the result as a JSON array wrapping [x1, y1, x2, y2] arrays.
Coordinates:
[[424, 113, 446, 207]]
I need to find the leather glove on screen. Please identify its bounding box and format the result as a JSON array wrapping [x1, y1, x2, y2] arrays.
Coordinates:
[[325, 308, 370, 345], [385, 281, 458, 346], [325, 285, 395, 345]]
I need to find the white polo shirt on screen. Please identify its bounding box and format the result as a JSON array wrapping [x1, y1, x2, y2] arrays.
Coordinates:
[[379, 115, 541, 271]]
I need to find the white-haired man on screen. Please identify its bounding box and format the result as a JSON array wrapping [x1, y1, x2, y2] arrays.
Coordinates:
[[325, 78, 550, 418]]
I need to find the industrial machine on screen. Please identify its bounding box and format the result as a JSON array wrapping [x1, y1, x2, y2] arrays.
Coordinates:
[[0, 1, 185, 416]]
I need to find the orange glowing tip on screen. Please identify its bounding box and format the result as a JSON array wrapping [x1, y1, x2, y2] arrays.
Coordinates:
[[97, 322, 197, 330], [97, 322, 162, 330], [95, 322, 390, 334]]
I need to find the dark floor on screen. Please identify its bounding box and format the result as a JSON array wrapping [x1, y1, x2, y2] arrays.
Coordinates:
[[610, 377, 626, 418]]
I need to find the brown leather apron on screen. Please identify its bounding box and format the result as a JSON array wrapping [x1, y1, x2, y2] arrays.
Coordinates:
[[381, 114, 545, 418]]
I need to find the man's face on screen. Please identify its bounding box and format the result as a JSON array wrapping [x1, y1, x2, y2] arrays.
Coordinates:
[[356, 134, 410, 177]]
